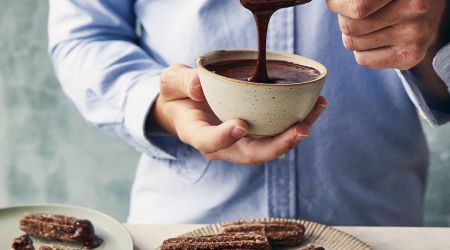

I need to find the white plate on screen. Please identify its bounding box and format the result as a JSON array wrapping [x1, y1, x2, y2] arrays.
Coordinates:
[[158, 218, 372, 250], [0, 204, 133, 250]]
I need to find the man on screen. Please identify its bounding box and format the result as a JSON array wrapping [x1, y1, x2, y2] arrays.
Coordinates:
[[48, 0, 450, 225]]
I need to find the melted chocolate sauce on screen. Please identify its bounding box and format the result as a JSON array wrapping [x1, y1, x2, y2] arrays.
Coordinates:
[[84, 235, 104, 249], [71, 220, 94, 242], [240, 0, 311, 83], [206, 59, 320, 84], [70, 220, 103, 249]]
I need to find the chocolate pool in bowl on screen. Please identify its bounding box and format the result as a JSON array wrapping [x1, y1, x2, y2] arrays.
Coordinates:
[[205, 59, 320, 84], [196, 50, 327, 136]]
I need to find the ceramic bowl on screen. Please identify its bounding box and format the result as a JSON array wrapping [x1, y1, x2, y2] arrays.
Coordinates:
[[196, 50, 327, 136]]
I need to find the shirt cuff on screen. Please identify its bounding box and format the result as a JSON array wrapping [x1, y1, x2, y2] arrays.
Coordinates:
[[433, 43, 450, 88], [396, 69, 450, 127], [124, 74, 177, 160]]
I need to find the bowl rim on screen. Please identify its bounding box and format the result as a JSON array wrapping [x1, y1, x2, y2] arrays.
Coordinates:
[[196, 49, 327, 86]]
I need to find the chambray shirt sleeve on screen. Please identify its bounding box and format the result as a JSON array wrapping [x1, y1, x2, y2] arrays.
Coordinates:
[[396, 43, 450, 127], [48, 0, 175, 160]]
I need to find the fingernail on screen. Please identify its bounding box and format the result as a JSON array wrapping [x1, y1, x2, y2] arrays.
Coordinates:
[[232, 126, 247, 139], [295, 133, 308, 142], [277, 154, 286, 160], [316, 96, 327, 108]]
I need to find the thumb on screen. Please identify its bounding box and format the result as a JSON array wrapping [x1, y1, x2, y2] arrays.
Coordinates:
[[182, 118, 249, 155], [159, 64, 205, 102]]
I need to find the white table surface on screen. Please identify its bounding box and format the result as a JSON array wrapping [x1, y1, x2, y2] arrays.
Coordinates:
[[125, 224, 450, 250]]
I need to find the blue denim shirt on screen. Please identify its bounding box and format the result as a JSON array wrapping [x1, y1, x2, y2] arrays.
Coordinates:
[[48, 0, 450, 225]]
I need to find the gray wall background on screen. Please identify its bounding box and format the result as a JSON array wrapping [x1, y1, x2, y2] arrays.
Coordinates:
[[0, 0, 138, 222], [1, 1, 449, 224]]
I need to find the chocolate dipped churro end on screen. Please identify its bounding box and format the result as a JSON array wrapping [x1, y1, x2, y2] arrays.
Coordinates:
[[11, 234, 34, 250]]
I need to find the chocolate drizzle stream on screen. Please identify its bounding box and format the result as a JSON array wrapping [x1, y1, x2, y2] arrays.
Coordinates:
[[240, 0, 311, 83]]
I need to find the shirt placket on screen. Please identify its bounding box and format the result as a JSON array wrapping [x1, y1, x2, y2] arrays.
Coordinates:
[[265, 7, 297, 219]]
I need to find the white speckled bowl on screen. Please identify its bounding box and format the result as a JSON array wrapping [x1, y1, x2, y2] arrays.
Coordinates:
[[197, 50, 327, 136]]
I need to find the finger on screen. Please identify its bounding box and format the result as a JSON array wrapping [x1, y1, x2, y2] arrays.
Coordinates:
[[188, 72, 206, 101], [342, 25, 395, 51], [175, 109, 250, 154], [353, 45, 427, 70], [338, 0, 409, 36], [208, 123, 310, 165], [327, 0, 393, 19], [159, 64, 205, 102], [303, 96, 328, 127]]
